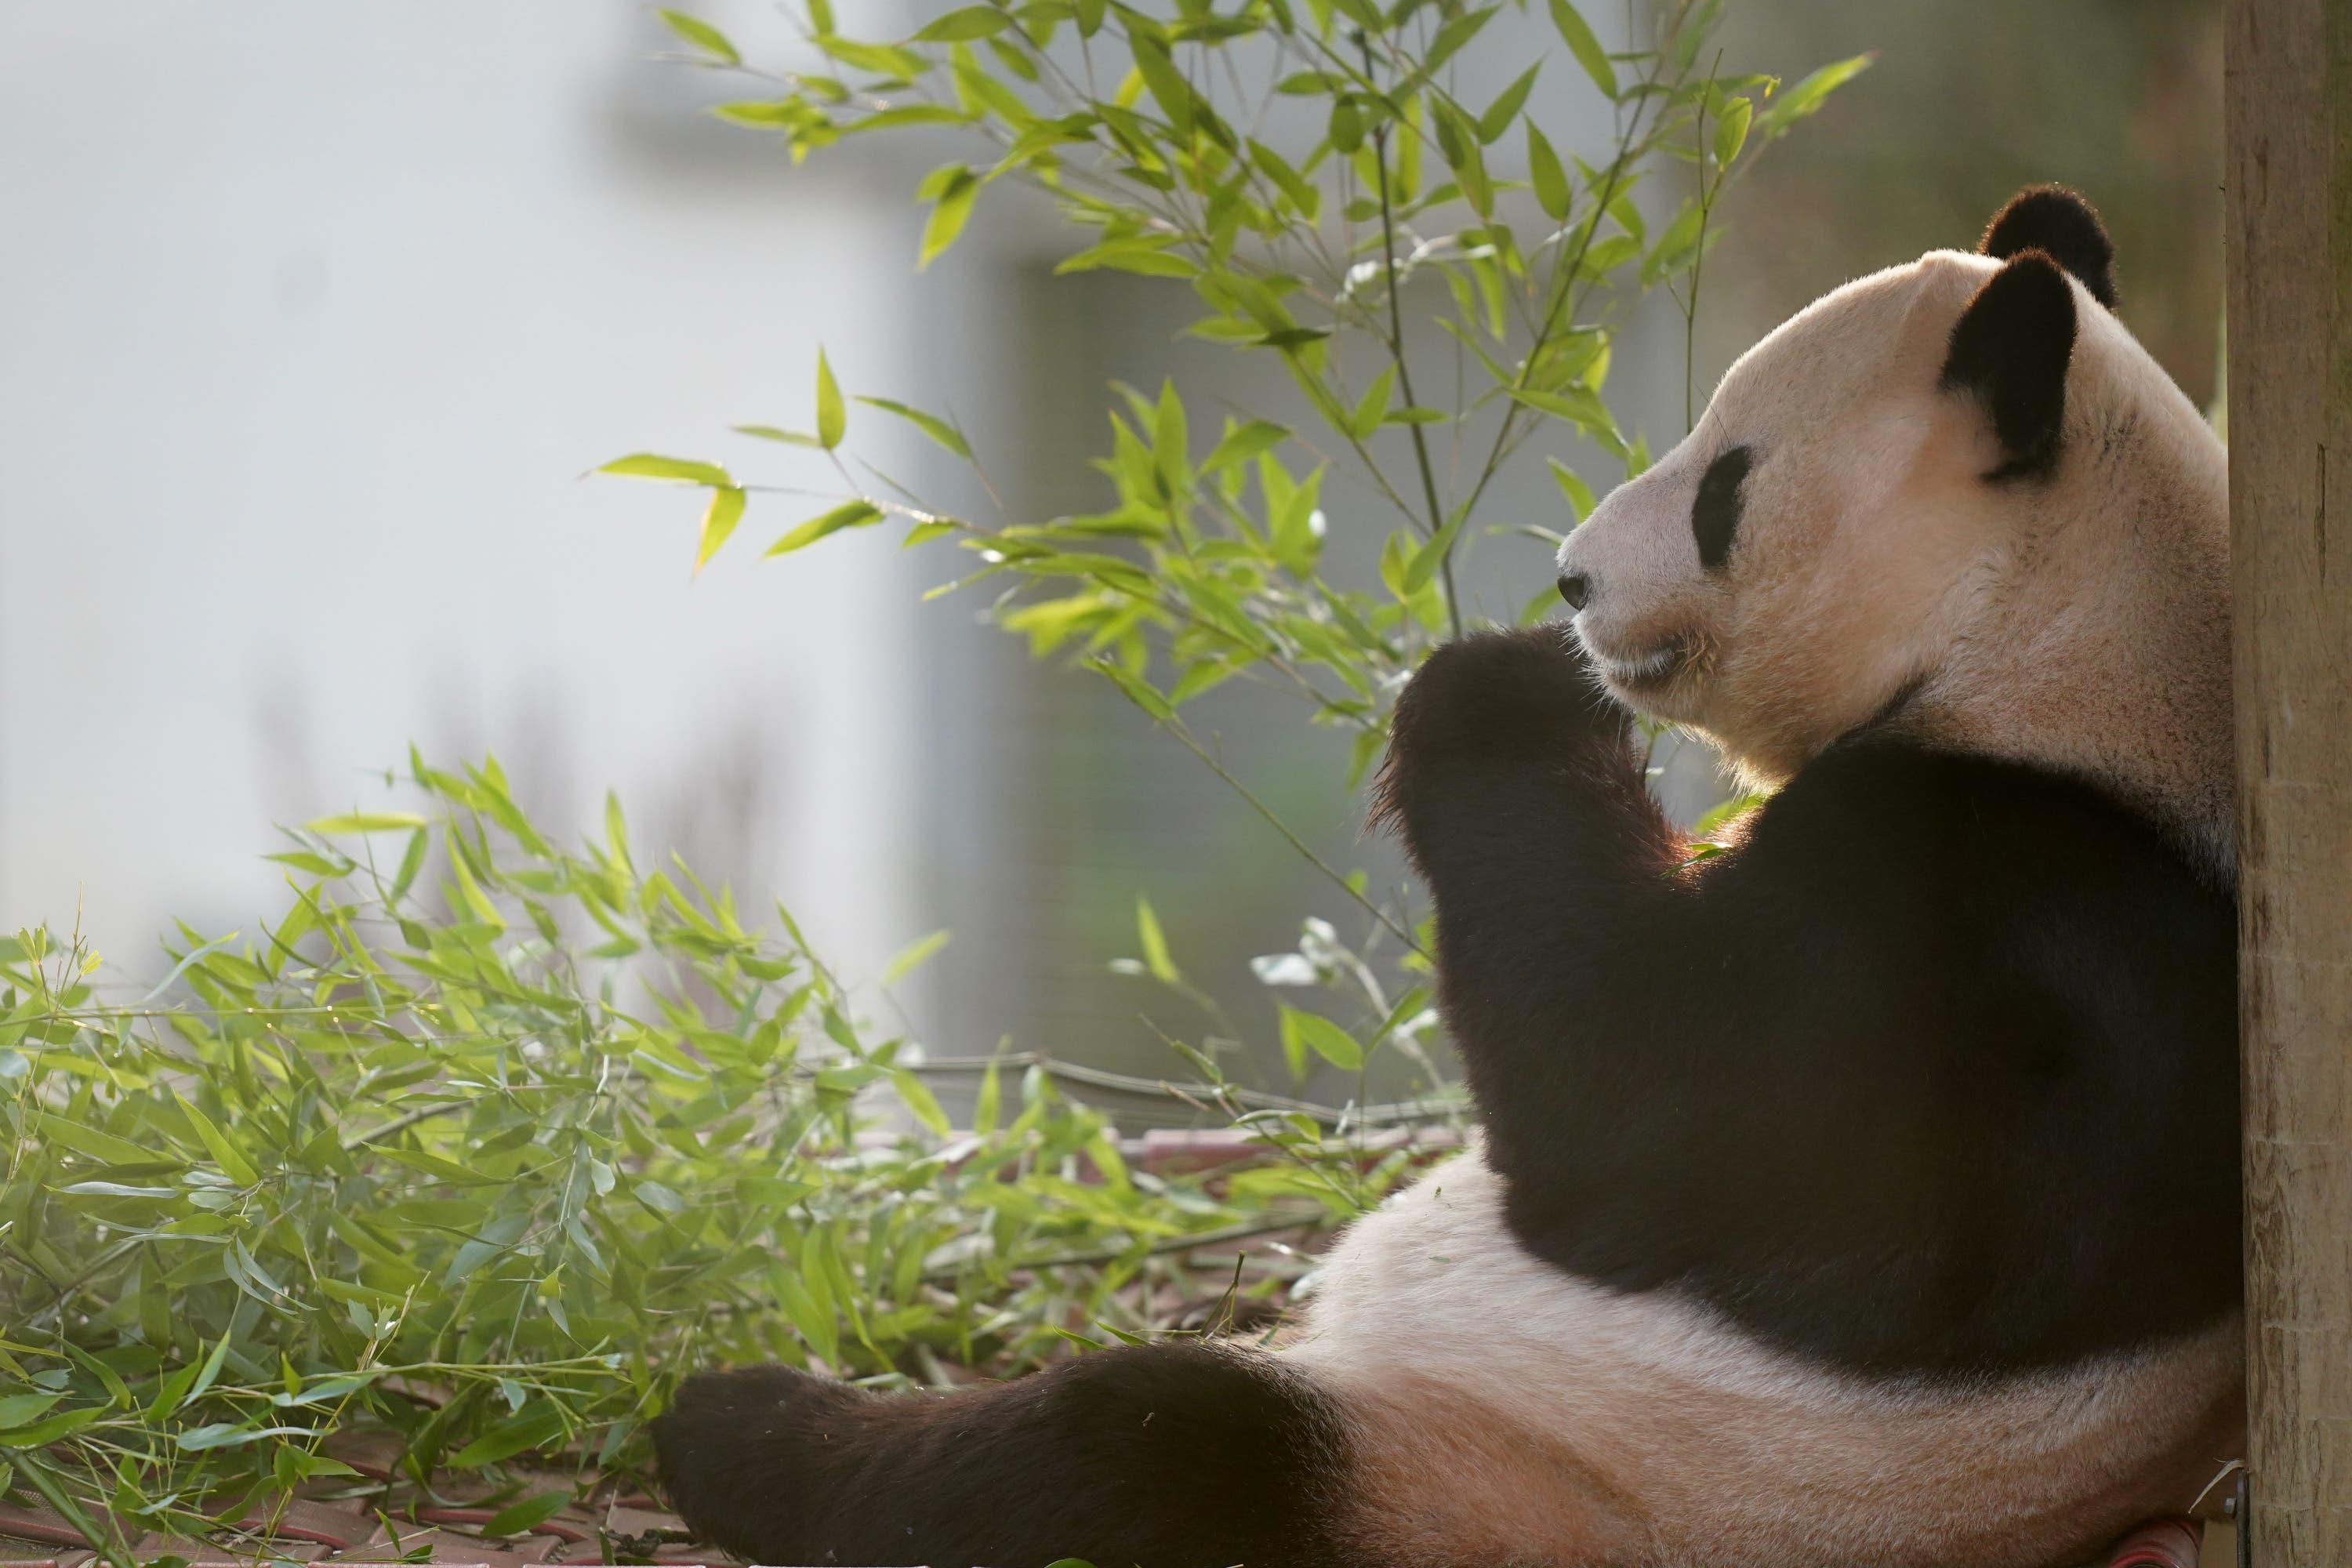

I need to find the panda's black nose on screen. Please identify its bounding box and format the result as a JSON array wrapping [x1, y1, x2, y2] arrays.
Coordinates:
[[1557, 572, 1592, 611]]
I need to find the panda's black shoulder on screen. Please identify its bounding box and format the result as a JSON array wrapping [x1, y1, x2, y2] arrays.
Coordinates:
[[1734, 731, 2235, 960], [1755, 731, 2205, 879]]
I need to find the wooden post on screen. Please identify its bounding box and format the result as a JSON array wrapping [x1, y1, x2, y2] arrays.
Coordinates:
[[2226, 0, 2352, 1562]]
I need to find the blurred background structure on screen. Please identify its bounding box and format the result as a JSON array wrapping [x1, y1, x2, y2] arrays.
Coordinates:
[[0, 1, 2223, 1095]]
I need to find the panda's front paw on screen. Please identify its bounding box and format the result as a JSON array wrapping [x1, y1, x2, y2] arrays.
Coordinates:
[[1386, 626, 1630, 775], [1374, 626, 1637, 856], [651, 1364, 864, 1563]]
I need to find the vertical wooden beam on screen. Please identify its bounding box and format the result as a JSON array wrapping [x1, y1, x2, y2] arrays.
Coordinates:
[[2227, 0, 2352, 1562]]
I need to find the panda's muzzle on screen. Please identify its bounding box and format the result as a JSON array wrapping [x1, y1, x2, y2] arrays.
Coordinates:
[[1576, 625, 1702, 694], [1599, 633, 1697, 689], [1557, 570, 1700, 689]]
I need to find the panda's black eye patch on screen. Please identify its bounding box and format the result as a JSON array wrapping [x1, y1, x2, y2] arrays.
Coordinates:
[[1690, 445, 1752, 572]]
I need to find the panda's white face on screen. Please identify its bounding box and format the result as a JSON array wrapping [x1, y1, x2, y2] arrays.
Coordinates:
[[1558, 252, 2016, 786]]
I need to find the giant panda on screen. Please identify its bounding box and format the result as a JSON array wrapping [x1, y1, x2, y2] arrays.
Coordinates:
[[651, 187, 2242, 1568]]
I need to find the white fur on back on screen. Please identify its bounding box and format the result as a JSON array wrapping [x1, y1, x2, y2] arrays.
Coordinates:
[[1281, 1149, 2242, 1566]]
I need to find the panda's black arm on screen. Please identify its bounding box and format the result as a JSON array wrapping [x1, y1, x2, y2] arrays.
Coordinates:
[[1377, 627, 2241, 1373], [1374, 625, 1690, 1123]]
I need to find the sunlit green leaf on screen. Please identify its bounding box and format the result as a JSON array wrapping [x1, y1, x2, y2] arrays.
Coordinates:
[[1348, 366, 1396, 441], [0, 1395, 62, 1429], [1134, 898, 1178, 983], [915, 5, 1010, 42], [1546, 0, 1616, 100], [484, 1493, 572, 1540], [1479, 64, 1541, 145], [1201, 419, 1287, 474], [852, 104, 974, 132], [1091, 657, 1173, 722], [766, 499, 884, 555], [733, 424, 824, 447], [1547, 457, 1597, 522], [883, 928, 952, 985], [450, 1403, 568, 1468], [1755, 54, 1873, 140], [599, 453, 733, 486], [920, 167, 982, 267], [1056, 236, 1199, 278], [658, 9, 741, 65], [0, 1409, 100, 1447], [713, 100, 806, 126], [33, 1112, 156, 1167], [1526, 123, 1571, 220], [891, 1069, 952, 1137], [1278, 1005, 1362, 1073], [696, 486, 746, 571], [307, 811, 427, 833], [816, 350, 847, 450], [1712, 94, 1753, 169], [1129, 34, 1193, 135], [855, 396, 973, 458]]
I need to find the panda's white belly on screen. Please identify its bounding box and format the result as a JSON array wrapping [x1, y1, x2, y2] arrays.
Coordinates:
[[1279, 1148, 2242, 1567]]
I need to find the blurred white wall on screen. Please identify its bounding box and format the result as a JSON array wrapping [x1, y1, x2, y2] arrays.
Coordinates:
[[0, 2, 942, 985]]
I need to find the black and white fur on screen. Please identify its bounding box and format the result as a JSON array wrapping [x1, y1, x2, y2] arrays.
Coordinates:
[[653, 188, 2243, 1568]]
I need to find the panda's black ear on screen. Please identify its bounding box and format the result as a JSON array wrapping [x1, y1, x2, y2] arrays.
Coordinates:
[[1979, 185, 2116, 309], [1940, 250, 2077, 481]]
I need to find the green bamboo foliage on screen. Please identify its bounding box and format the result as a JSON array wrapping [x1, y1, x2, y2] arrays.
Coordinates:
[[0, 759, 1398, 1552], [620, 0, 1864, 790]]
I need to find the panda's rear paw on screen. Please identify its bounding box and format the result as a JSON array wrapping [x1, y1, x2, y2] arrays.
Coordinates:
[[651, 1364, 864, 1561]]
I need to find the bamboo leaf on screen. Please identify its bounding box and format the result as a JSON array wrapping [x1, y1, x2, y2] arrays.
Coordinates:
[[1129, 34, 1194, 135], [1547, 457, 1596, 522], [855, 397, 973, 458], [920, 168, 982, 267], [891, 1069, 952, 1137], [1091, 657, 1174, 722], [733, 424, 825, 447], [695, 486, 746, 571], [1527, 123, 1572, 220], [449, 1403, 568, 1468], [1200, 419, 1287, 474], [883, 929, 951, 985], [0, 1396, 61, 1429], [32, 1112, 158, 1167], [0, 1409, 100, 1448], [1278, 1004, 1362, 1073], [599, 453, 733, 486], [1479, 64, 1541, 145], [1755, 54, 1873, 140], [766, 499, 884, 555], [816, 350, 847, 450], [1134, 898, 1178, 983], [483, 1493, 572, 1540], [913, 6, 1009, 42], [1712, 94, 1752, 169], [658, 9, 740, 65], [1546, 0, 1617, 100], [176, 1094, 260, 1186], [1348, 365, 1396, 441], [309, 811, 427, 833]]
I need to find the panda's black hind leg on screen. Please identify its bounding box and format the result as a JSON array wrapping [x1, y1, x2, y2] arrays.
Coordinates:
[[652, 1343, 1359, 1568], [650, 1363, 860, 1558]]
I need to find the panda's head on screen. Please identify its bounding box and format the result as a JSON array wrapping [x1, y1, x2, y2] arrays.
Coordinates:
[[1556, 187, 2227, 812]]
